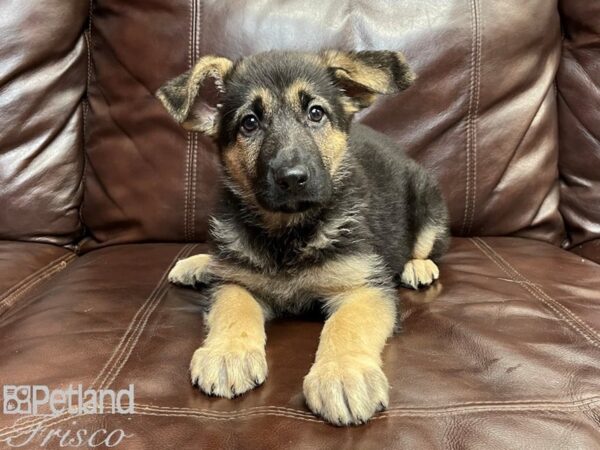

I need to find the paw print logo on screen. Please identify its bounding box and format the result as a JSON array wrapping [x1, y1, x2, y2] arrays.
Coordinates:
[[3, 385, 31, 414]]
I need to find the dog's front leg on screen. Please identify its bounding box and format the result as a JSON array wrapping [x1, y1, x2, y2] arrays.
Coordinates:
[[190, 284, 267, 398], [303, 286, 396, 426]]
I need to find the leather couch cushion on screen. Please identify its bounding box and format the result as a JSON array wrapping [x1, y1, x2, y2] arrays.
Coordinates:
[[557, 0, 600, 251], [0, 1, 88, 245], [82, 0, 565, 249], [0, 241, 74, 317], [571, 239, 600, 265], [1, 237, 599, 447]]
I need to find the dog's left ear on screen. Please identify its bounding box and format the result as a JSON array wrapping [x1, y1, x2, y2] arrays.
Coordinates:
[[156, 56, 233, 135], [321, 50, 415, 113]]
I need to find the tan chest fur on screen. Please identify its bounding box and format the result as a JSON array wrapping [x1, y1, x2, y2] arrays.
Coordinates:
[[210, 253, 383, 307]]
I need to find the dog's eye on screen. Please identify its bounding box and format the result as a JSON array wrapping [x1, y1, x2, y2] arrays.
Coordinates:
[[241, 114, 259, 133], [308, 105, 324, 122]]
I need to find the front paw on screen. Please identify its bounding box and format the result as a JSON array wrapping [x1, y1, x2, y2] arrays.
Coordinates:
[[169, 254, 212, 286], [401, 258, 439, 290], [303, 356, 389, 426], [190, 343, 267, 398]]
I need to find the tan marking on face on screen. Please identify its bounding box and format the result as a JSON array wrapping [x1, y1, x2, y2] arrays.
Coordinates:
[[222, 139, 305, 231], [248, 87, 275, 116], [412, 223, 445, 259], [314, 125, 348, 176], [222, 87, 276, 196], [284, 80, 349, 174], [221, 140, 256, 198], [284, 80, 313, 111], [222, 77, 348, 231], [229, 87, 275, 131]]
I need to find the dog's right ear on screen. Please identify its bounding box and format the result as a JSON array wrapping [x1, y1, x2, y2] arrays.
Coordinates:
[[321, 50, 415, 115], [156, 56, 233, 136]]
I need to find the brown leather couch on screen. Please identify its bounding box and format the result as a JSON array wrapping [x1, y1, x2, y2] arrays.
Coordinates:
[[1, 1, 599, 448]]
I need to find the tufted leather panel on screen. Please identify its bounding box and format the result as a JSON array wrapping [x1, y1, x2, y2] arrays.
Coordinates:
[[0, 0, 88, 245], [557, 0, 600, 253]]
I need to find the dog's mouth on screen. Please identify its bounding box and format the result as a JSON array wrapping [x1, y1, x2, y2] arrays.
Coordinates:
[[269, 199, 320, 214], [254, 192, 323, 214]]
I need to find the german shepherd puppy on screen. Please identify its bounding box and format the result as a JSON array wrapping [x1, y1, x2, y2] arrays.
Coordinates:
[[157, 50, 449, 426]]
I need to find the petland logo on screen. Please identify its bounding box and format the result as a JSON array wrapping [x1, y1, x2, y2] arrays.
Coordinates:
[[2, 385, 135, 448], [3, 384, 135, 416]]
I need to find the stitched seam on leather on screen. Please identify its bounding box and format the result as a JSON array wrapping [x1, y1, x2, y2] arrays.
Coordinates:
[[185, 132, 191, 241], [0, 253, 76, 316], [99, 245, 198, 390], [475, 238, 600, 345], [471, 238, 599, 347], [471, 238, 600, 349], [189, 0, 202, 241], [461, 0, 481, 236], [93, 244, 196, 389], [138, 397, 600, 415], [134, 395, 600, 418], [5, 396, 600, 440], [135, 401, 600, 420], [183, 0, 195, 241], [78, 0, 94, 240], [5, 396, 600, 439], [4, 415, 40, 435], [476, 238, 600, 343], [0, 245, 195, 437], [86, 1, 93, 87], [137, 403, 315, 417], [468, 0, 481, 234], [461, 0, 475, 235], [0, 253, 70, 304], [191, 133, 198, 241]]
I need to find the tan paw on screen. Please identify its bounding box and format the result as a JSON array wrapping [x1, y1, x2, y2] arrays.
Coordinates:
[[401, 258, 439, 290], [168, 254, 212, 286], [190, 343, 267, 398], [303, 356, 389, 426]]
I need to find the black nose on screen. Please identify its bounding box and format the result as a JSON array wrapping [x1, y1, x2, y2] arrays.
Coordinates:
[[274, 165, 309, 192]]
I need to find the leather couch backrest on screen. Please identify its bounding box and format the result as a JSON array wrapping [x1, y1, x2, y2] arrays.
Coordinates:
[[81, 0, 566, 249], [0, 0, 88, 246], [1, 1, 567, 249]]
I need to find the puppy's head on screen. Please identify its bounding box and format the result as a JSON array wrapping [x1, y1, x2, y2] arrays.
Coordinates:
[[157, 50, 413, 218]]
